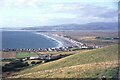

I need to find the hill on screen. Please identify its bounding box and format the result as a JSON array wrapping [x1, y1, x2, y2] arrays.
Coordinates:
[[10, 45, 118, 78], [21, 22, 118, 31]]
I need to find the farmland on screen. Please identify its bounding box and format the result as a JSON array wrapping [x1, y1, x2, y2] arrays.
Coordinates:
[[2, 52, 16, 59], [16, 52, 38, 58], [2, 49, 89, 59]]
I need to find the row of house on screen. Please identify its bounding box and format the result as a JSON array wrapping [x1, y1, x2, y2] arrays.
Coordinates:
[[2, 44, 101, 52], [2, 46, 76, 52]]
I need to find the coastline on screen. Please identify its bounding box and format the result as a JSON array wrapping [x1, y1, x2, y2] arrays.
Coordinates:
[[35, 32, 83, 48], [35, 32, 64, 48], [2, 31, 84, 49]]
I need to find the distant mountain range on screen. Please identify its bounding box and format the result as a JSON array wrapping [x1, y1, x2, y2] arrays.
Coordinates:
[[4, 22, 118, 31]]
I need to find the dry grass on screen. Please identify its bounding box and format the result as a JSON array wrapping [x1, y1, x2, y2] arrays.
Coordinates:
[[10, 61, 118, 78], [2, 52, 16, 58]]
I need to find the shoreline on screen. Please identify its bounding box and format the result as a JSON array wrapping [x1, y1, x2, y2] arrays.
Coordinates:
[[35, 32, 64, 48], [35, 32, 83, 48]]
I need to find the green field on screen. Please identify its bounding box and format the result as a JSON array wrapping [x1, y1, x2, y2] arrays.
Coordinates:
[[10, 45, 118, 78], [16, 52, 38, 58]]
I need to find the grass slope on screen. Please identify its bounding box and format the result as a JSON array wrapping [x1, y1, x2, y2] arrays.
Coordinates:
[[12, 61, 117, 78], [11, 45, 118, 78]]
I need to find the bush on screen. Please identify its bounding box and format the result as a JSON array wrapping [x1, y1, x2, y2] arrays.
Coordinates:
[[24, 62, 29, 66], [35, 61, 42, 64], [31, 61, 36, 65], [2, 64, 15, 72], [2, 58, 16, 62], [2, 60, 30, 72]]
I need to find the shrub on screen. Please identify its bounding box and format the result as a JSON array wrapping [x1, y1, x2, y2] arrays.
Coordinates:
[[36, 61, 42, 64], [31, 61, 36, 65]]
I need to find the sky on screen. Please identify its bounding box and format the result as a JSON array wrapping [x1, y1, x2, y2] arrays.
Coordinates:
[[0, 0, 119, 28]]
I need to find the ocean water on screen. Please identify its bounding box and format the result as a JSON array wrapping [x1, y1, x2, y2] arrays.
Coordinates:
[[2, 31, 59, 49]]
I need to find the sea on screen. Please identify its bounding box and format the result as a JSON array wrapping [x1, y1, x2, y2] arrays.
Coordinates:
[[2, 31, 59, 49]]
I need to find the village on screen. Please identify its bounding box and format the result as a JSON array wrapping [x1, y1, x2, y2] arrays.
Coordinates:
[[2, 44, 99, 52]]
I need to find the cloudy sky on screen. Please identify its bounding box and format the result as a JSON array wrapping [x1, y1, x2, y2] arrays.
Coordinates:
[[0, 0, 119, 28]]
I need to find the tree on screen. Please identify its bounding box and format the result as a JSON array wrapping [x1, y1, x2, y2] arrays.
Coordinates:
[[35, 61, 42, 64], [24, 62, 29, 66], [31, 61, 36, 66]]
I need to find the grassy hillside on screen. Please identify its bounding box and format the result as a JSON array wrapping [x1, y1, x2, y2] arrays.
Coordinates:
[[10, 45, 118, 78]]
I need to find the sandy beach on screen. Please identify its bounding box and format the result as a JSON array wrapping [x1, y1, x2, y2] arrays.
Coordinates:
[[35, 32, 83, 48], [35, 32, 63, 48]]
